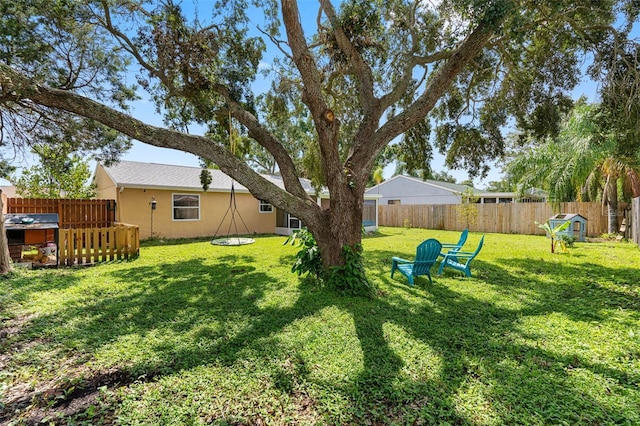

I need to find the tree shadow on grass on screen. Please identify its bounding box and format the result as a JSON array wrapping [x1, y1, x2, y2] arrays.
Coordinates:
[[2, 245, 639, 424], [2, 268, 84, 303], [493, 256, 640, 314], [358, 248, 640, 423]]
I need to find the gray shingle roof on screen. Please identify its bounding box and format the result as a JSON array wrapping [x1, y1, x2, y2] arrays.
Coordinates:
[[421, 178, 479, 194], [101, 160, 316, 193], [366, 175, 483, 195]]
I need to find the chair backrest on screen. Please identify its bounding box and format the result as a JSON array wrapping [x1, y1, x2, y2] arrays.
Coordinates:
[[463, 236, 484, 265], [457, 229, 469, 247], [414, 238, 442, 274]]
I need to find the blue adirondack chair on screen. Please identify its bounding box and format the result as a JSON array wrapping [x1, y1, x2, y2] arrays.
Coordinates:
[[391, 238, 442, 285], [438, 236, 484, 277], [439, 229, 468, 256]]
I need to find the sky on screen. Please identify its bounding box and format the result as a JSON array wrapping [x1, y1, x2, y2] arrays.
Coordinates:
[[0, 2, 617, 189]]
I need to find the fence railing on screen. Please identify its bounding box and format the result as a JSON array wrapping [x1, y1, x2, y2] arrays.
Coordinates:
[[7, 198, 116, 228], [378, 202, 629, 237], [57, 224, 139, 266]]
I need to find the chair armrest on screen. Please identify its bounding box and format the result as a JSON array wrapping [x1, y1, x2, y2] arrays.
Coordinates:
[[442, 252, 474, 260], [440, 247, 460, 256], [448, 250, 474, 256], [441, 243, 461, 249], [392, 256, 411, 264]]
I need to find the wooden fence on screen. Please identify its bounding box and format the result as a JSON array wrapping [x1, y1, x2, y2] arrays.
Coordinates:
[[632, 198, 639, 246], [378, 202, 629, 237], [58, 224, 139, 266], [7, 198, 116, 228]]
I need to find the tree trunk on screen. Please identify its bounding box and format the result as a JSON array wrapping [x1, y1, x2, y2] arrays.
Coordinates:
[[306, 185, 364, 270], [0, 191, 14, 275], [607, 200, 619, 234], [606, 177, 619, 234]]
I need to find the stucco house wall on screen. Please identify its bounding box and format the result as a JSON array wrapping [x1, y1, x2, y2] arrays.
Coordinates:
[[95, 161, 282, 239], [95, 160, 378, 240], [94, 166, 119, 202], [115, 188, 274, 239]]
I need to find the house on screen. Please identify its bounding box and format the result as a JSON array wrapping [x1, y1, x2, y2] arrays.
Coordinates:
[[94, 160, 379, 239], [365, 175, 545, 205], [1, 185, 18, 213]]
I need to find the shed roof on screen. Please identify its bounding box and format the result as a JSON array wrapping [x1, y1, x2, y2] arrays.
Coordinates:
[[4, 213, 59, 230], [550, 213, 587, 221]]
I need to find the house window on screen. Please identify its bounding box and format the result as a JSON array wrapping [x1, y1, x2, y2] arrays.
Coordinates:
[[289, 216, 302, 229], [173, 194, 200, 220], [388, 199, 401, 205], [259, 200, 273, 213]]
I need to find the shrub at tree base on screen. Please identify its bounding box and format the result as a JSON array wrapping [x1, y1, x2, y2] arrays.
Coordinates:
[[327, 244, 373, 297], [284, 229, 373, 296]]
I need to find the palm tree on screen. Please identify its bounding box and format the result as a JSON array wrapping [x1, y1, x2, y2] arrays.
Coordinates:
[[507, 100, 640, 233]]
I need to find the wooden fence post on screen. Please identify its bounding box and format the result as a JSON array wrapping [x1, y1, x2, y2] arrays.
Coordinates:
[[632, 198, 640, 246]]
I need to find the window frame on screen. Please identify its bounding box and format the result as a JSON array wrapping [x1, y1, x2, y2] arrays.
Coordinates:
[[259, 199, 273, 213], [172, 193, 200, 221]]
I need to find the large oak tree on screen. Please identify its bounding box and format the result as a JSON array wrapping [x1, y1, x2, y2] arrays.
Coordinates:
[[0, 0, 637, 282]]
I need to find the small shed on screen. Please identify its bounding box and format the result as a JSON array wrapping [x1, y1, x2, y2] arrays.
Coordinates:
[[549, 213, 587, 242], [4, 213, 59, 264]]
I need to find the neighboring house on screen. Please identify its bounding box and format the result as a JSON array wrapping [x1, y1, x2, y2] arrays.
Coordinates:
[[365, 175, 545, 205], [94, 160, 379, 239], [1, 185, 18, 214]]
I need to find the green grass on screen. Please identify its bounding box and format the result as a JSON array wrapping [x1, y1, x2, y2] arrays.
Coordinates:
[[1, 227, 639, 425]]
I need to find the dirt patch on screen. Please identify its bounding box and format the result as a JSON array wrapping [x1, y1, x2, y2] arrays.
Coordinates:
[[0, 367, 134, 425], [1, 313, 38, 337], [0, 313, 169, 424], [0, 354, 169, 426]]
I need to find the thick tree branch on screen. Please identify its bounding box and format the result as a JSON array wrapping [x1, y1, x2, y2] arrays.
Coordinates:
[[353, 22, 497, 174], [0, 64, 319, 220], [98, 1, 165, 83], [213, 84, 309, 199], [318, 0, 376, 116], [281, 0, 341, 187], [281, 0, 328, 121]]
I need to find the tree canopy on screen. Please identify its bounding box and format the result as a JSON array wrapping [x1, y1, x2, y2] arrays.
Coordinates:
[[1, 0, 638, 284], [13, 143, 96, 199], [506, 99, 640, 232]]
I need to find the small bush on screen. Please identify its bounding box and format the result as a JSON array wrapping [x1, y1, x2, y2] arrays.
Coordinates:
[[558, 234, 576, 247], [283, 228, 323, 279]]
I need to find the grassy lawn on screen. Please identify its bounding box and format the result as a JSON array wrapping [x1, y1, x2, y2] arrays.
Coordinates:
[[1, 227, 639, 425]]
